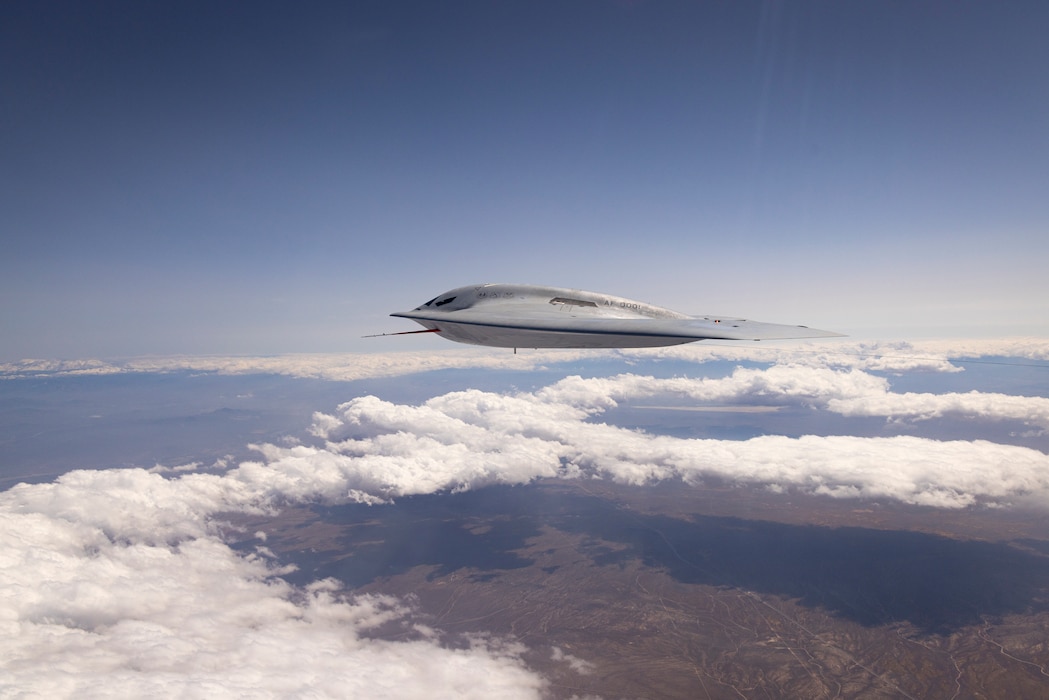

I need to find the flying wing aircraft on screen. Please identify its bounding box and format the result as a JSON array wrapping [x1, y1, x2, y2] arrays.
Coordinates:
[[380, 283, 843, 349]]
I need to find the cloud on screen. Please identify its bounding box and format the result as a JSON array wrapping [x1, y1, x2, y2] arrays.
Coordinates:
[[538, 366, 1049, 430], [0, 471, 547, 698], [0, 349, 601, 382], [551, 646, 593, 675], [299, 377, 1049, 509], [642, 338, 1049, 372], [4, 355, 1048, 695], [827, 387, 1049, 429], [3, 336, 1045, 381]]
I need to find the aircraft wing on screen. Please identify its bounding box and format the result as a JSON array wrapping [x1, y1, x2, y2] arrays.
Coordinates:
[[384, 283, 843, 349], [391, 308, 842, 348]]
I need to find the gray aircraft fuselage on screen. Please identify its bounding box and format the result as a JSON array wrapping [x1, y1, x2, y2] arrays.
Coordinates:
[[389, 284, 842, 349]]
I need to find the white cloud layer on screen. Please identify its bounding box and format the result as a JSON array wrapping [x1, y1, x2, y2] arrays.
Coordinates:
[[538, 367, 1049, 431], [2, 336, 1046, 381], [0, 467, 547, 698], [301, 370, 1049, 508], [3, 357, 1048, 696]]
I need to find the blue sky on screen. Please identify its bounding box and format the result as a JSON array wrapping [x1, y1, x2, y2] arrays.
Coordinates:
[[3, 1, 1048, 359]]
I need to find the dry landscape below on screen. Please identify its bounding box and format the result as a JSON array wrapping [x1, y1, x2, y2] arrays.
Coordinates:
[[232, 480, 1049, 699]]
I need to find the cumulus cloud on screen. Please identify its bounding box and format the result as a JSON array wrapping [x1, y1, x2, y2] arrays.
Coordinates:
[[551, 647, 593, 675], [4, 354, 1049, 695], [0, 470, 547, 698], [537, 367, 1049, 431], [299, 377, 1049, 509]]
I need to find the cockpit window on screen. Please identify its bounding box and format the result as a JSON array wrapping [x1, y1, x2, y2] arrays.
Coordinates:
[[549, 297, 597, 308], [434, 296, 456, 307]]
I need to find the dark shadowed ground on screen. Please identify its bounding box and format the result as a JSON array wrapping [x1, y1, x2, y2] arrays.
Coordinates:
[[233, 480, 1049, 699]]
